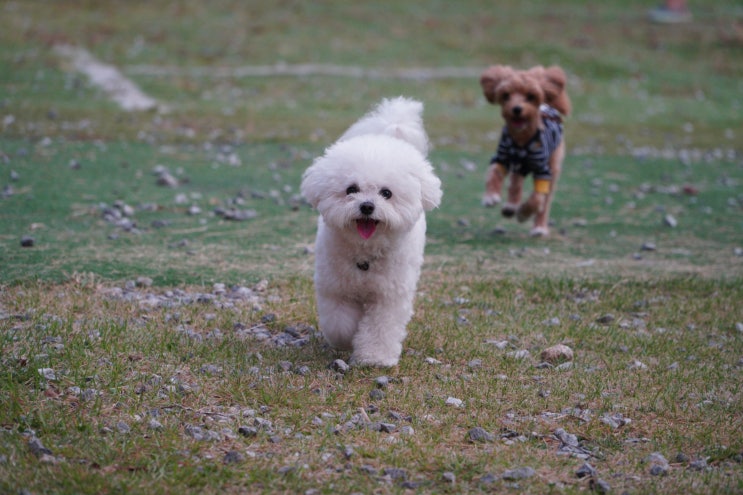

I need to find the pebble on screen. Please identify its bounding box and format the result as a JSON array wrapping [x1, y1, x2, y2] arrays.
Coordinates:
[[467, 359, 482, 369], [37, 368, 56, 380], [644, 452, 670, 476], [369, 389, 385, 401], [330, 359, 349, 374], [540, 344, 574, 364], [467, 427, 495, 443], [375, 376, 389, 388], [596, 314, 615, 324], [382, 468, 407, 480], [600, 413, 631, 429], [575, 462, 596, 478], [628, 359, 648, 370], [589, 478, 611, 494], [641, 242, 657, 251], [442, 471, 456, 483], [663, 214, 678, 228], [27, 436, 53, 458], [148, 419, 163, 430], [506, 350, 530, 359], [502, 467, 535, 480], [445, 397, 463, 407], [223, 450, 244, 464], [238, 426, 258, 437]]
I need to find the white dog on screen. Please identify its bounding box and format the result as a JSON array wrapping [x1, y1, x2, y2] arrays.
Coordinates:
[[301, 97, 442, 367]]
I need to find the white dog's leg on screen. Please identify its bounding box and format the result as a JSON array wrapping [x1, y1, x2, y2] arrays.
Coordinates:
[[350, 300, 413, 367], [317, 294, 362, 351]]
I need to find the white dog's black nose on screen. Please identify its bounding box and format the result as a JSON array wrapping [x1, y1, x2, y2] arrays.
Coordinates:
[[359, 201, 375, 216]]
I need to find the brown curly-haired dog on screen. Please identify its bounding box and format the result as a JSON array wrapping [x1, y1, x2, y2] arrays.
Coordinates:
[[480, 65, 571, 236]]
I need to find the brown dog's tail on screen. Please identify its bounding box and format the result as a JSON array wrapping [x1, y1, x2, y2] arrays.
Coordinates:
[[540, 66, 571, 117]]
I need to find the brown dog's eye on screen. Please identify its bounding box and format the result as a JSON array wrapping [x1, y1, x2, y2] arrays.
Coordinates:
[[500, 92, 510, 103], [379, 188, 392, 200], [526, 93, 536, 102], [346, 184, 359, 195]]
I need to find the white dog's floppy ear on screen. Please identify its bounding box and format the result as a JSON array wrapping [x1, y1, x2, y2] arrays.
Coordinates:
[[413, 161, 443, 211], [300, 159, 325, 208]]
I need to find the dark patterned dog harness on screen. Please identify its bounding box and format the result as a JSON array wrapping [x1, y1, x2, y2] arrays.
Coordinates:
[[490, 105, 563, 180]]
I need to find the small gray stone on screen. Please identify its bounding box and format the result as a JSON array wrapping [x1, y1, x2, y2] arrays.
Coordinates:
[[343, 445, 355, 459], [644, 452, 670, 476], [663, 214, 678, 228], [28, 437, 53, 458], [589, 478, 611, 494], [479, 473, 499, 484], [467, 427, 495, 443], [641, 242, 657, 251], [502, 466, 535, 480], [383, 468, 407, 480], [379, 423, 396, 433], [375, 375, 390, 388], [116, 421, 131, 434], [330, 359, 349, 374], [650, 464, 668, 476], [369, 389, 385, 401], [238, 426, 258, 437], [596, 314, 615, 324], [467, 359, 483, 369], [442, 471, 456, 483], [295, 365, 311, 376], [37, 368, 56, 380], [223, 450, 244, 464], [576, 462, 596, 478]]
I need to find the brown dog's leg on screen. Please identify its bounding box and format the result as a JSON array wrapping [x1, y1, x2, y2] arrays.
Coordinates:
[[502, 173, 524, 218], [483, 163, 507, 207], [531, 141, 565, 236]]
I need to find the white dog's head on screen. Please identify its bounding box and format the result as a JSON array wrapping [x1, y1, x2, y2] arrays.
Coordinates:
[[301, 134, 442, 239]]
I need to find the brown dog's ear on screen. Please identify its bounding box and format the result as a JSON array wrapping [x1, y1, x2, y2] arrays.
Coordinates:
[[541, 65, 572, 116], [480, 65, 511, 104]]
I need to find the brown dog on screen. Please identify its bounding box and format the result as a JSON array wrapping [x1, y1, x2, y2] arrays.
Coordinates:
[[480, 65, 571, 236]]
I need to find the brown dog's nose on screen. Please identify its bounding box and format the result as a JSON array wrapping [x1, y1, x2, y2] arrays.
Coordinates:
[[359, 201, 375, 216], [512, 106, 523, 116]]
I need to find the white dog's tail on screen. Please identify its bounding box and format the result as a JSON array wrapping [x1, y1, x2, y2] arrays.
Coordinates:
[[339, 97, 430, 155]]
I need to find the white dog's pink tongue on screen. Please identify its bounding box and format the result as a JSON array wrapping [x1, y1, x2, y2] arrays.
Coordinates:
[[356, 219, 377, 239]]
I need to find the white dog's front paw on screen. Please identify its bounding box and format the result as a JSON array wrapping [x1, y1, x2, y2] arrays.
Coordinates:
[[530, 226, 549, 237], [482, 192, 502, 207], [350, 353, 400, 368]]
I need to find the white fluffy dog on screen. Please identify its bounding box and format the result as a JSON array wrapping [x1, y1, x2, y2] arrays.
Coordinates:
[[301, 97, 442, 367]]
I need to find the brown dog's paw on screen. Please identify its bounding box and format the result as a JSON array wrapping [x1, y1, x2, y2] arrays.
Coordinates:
[[482, 192, 502, 207], [501, 203, 518, 218]]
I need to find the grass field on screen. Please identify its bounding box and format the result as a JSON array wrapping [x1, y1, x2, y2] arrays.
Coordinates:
[[1, 1, 743, 493]]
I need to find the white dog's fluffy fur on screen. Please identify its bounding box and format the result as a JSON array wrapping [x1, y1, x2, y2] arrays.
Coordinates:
[[301, 97, 442, 367]]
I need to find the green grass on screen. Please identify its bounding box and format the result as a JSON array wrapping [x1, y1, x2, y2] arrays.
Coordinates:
[[1, 0, 743, 493]]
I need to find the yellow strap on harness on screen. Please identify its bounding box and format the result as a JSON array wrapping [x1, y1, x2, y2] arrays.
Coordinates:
[[534, 178, 551, 194]]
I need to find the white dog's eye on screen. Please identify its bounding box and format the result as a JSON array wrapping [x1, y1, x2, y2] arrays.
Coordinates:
[[346, 184, 359, 195], [380, 188, 392, 200]]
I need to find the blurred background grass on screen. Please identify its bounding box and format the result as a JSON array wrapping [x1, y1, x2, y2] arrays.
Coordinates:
[[1, 0, 742, 284]]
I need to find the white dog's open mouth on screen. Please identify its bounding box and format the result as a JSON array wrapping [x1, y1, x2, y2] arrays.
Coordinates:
[[356, 218, 379, 239]]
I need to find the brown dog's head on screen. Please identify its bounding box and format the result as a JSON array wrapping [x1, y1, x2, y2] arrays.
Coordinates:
[[480, 64, 571, 139]]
